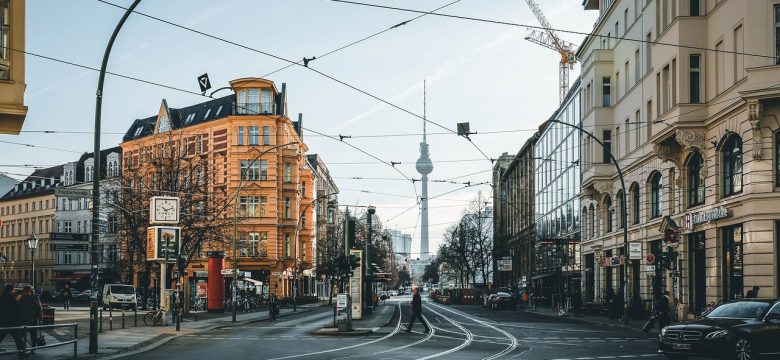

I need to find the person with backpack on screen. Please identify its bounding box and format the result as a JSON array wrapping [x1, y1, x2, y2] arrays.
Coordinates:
[[0, 285, 22, 352], [18, 286, 42, 349], [61, 284, 71, 311], [268, 293, 278, 321]]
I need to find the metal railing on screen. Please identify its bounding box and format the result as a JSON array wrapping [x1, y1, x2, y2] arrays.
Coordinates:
[[0, 323, 78, 359], [234, 102, 275, 115]]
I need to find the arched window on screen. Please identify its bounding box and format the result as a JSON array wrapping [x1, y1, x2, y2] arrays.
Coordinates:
[[722, 135, 742, 196], [605, 196, 613, 233], [589, 204, 595, 237], [616, 190, 625, 229], [650, 172, 662, 218], [630, 183, 640, 225], [582, 206, 589, 239], [688, 152, 705, 207]]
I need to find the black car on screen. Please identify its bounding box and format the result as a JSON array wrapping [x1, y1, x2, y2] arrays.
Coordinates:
[[658, 299, 780, 360]]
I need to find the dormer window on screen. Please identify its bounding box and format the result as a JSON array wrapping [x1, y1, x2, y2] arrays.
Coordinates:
[[158, 115, 171, 133], [261, 90, 272, 113], [134, 126, 143, 137], [203, 108, 211, 119], [185, 113, 195, 125], [237, 89, 264, 115], [215, 105, 223, 116]]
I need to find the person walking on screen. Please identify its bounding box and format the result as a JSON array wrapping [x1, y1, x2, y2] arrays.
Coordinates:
[[18, 286, 42, 349], [61, 284, 71, 311], [657, 291, 672, 329], [0, 285, 22, 352], [605, 287, 616, 320], [268, 293, 278, 321], [405, 287, 430, 333]]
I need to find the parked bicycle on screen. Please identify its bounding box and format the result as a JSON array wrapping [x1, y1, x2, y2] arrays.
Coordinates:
[[144, 308, 164, 326]]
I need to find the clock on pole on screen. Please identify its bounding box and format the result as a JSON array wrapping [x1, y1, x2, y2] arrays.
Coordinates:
[[150, 196, 180, 224]]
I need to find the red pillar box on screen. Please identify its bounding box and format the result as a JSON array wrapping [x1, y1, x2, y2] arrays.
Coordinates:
[[207, 251, 225, 313]]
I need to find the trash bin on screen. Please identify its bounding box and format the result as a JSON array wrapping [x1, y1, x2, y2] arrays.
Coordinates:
[[42, 305, 55, 325]]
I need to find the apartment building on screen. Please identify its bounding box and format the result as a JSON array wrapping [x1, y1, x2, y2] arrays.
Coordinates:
[[578, 0, 780, 320], [0, 0, 27, 134], [120, 77, 314, 298]]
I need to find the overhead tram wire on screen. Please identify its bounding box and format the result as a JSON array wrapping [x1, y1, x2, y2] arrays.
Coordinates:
[[261, 0, 463, 78], [328, 0, 779, 61], [96, 1, 493, 164]]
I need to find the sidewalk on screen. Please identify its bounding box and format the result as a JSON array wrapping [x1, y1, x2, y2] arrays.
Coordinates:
[[311, 301, 397, 336], [522, 305, 662, 335], [0, 302, 326, 359]]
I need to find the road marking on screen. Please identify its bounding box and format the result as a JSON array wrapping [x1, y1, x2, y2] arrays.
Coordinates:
[[418, 305, 473, 360], [425, 301, 519, 360]]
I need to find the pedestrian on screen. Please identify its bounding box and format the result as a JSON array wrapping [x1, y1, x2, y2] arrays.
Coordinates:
[[745, 286, 760, 298], [657, 291, 671, 329], [614, 288, 625, 321], [0, 285, 22, 352], [268, 293, 278, 321], [605, 287, 615, 320], [61, 284, 71, 311], [18, 286, 42, 349], [405, 287, 430, 333]]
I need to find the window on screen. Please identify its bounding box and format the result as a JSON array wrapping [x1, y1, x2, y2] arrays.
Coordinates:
[[247, 89, 260, 114], [650, 172, 662, 218], [0, 0, 9, 78], [261, 90, 272, 113], [263, 126, 271, 145], [662, 64, 670, 112], [240, 232, 261, 257], [688, 152, 705, 207], [635, 110, 641, 145], [64, 221, 72, 233], [302, 182, 307, 198], [215, 105, 223, 116], [716, 40, 725, 93], [602, 77, 611, 106], [284, 163, 292, 183], [632, 184, 640, 224], [722, 224, 743, 301], [690, 55, 701, 103], [723, 135, 743, 196], [623, 9, 628, 33], [775, 132, 780, 187], [249, 126, 259, 145], [625, 61, 630, 92], [158, 116, 171, 133], [617, 190, 624, 229], [197, 134, 204, 154], [776, 5, 780, 64], [615, 72, 620, 99], [734, 24, 744, 81], [690, 0, 699, 16], [284, 197, 291, 219], [634, 48, 640, 82], [237, 90, 247, 114], [239, 196, 263, 217], [646, 32, 652, 73], [624, 119, 630, 155], [240, 160, 260, 180], [603, 130, 612, 163], [259, 160, 268, 180], [203, 108, 211, 120], [237, 126, 244, 145], [284, 233, 291, 257], [605, 196, 613, 233]]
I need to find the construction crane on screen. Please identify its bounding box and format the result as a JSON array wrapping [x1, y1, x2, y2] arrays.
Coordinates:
[[524, 0, 578, 104]]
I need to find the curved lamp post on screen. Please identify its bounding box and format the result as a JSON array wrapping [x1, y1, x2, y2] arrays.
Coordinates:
[[292, 191, 339, 311], [27, 234, 39, 290], [545, 119, 629, 324], [231, 142, 299, 322]]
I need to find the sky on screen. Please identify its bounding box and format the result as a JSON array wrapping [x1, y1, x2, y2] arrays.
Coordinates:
[[2, 0, 599, 259]]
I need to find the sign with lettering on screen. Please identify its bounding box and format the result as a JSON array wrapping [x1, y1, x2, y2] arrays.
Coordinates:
[[50, 233, 89, 241], [684, 206, 729, 230], [629, 242, 643, 260], [55, 188, 91, 199], [497, 256, 512, 272], [50, 243, 89, 252]]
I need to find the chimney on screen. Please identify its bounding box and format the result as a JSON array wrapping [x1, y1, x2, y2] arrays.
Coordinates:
[[297, 113, 303, 139], [277, 83, 286, 116]]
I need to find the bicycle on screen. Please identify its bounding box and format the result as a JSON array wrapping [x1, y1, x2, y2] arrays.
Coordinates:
[[144, 308, 164, 326], [191, 297, 206, 312]]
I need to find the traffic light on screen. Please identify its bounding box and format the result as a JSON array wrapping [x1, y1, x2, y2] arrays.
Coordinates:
[[347, 219, 356, 249], [349, 253, 361, 271]]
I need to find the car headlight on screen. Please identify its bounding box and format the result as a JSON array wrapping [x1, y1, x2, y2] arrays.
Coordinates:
[[661, 327, 667, 336], [705, 330, 729, 339]]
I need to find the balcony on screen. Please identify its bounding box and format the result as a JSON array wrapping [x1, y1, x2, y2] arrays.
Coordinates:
[[234, 102, 275, 116]]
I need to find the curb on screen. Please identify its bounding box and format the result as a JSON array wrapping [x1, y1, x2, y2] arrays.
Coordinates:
[[521, 309, 660, 335], [310, 304, 398, 337], [97, 308, 313, 359]]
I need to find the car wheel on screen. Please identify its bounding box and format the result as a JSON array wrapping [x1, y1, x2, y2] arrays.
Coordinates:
[[733, 337, 753, 360]]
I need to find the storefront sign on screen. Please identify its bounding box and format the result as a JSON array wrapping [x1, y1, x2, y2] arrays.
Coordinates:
[[629, 243, 642, 260], [497, 257, 512, 272], [684, 206, 729, 230], [599, 256, 624, 267]]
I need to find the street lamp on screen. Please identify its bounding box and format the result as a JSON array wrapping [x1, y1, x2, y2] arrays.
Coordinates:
[[231, 142, 299, 322], [293, 191, 339, 311], [27, 234, 39, 290], [1, 252, 8, 285]]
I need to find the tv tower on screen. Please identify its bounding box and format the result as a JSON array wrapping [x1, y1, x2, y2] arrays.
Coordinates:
[[415, 81, 433, 260]]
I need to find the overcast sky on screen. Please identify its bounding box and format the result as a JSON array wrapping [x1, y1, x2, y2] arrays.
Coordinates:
[[2, 0, 598, 258]]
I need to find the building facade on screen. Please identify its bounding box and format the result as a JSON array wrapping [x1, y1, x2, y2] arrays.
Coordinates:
[[534, 80, 581, 306], [120, 77, 314, 299], [578, 0, 780, 320], [493, 135, 537, 290], [0, 167, 60, 289], [0, 0, 26, 134], [306, 154, 339, 299]]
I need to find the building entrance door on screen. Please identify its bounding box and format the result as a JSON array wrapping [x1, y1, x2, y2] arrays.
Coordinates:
[[688, 232, 706, 316]]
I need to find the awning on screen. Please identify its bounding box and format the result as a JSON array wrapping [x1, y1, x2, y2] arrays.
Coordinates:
[[531, 273, 557, 280], [50, 273, 89, 282], [241, 278, 263, 286]]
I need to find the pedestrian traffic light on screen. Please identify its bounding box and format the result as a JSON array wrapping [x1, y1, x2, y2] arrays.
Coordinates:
[[349, 253, 361, 271]]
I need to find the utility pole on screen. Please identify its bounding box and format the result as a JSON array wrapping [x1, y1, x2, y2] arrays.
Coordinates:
[[91, 0, 140, 353], [365, 206, 375, 312]]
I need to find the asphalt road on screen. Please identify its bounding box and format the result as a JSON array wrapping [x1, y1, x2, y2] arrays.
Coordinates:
[[123, 296, 664, 360]]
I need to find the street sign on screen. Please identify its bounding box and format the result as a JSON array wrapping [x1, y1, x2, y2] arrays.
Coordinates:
[[50, 233, 89, 241], [646, 265, 656, 272], [55, 188, 91, 199], [221, 269, 240, 276], [197, 73, 211, 93], [497, 257, 512, 272], [629, 242, 643, 260], [50, 243, 89, 252], [645, 253, 656, 265], [337, 293, 347, 309]]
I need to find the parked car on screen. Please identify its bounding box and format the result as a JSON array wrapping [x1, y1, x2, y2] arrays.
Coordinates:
[[102, 284, 137, 310], [658, 299, 780, 360], [75, 289, 93, 302], [388, 290, 398, 296], [37, 289, 61, 302], [486, 292, 514, 310]]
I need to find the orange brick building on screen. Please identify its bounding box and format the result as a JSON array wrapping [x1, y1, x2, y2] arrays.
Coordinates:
[[120, 77, 313, 298]]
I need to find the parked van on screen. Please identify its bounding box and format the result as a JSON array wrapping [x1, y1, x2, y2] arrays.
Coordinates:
[[102, 284, 137, 310]]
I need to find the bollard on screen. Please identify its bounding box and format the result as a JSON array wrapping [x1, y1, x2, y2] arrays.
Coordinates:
[[74, 323, 79, 360], [99, 307, 103, 333], [109, 306, 113, 331], [134, 307, 138, 327], [122, 308, 126, 329]]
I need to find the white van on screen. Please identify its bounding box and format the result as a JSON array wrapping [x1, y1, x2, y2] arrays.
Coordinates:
[[102, 284, 137, 310]]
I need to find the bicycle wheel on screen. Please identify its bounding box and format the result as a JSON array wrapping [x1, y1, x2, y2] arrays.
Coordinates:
[[143, 312, 156, 326]]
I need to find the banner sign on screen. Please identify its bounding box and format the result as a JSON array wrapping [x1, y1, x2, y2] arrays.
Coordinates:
[[196, 281, 208, 298], [146, 226, 181, 261]]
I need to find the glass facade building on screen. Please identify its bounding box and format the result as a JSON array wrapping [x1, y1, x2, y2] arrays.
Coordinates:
[[533, 80, 581, 304]]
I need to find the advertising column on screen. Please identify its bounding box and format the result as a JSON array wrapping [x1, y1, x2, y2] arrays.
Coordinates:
[[350, 249, 362, 320]]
